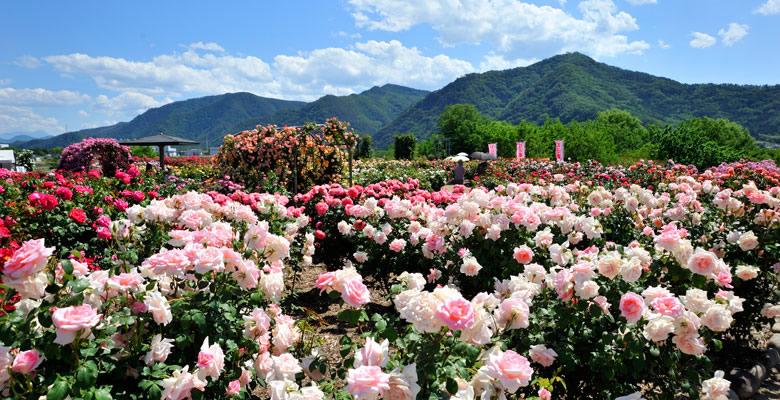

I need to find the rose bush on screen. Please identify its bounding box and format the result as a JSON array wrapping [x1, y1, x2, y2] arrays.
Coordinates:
[[0, 157, 777, 399]]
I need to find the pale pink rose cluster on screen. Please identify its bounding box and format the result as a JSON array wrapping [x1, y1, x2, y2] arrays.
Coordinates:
[[616, 287, 744, 355], [462, 347, 534, 396], [315, 265, 370, 307], [701, 370, 730, 400], [345, 337, 419, 400]]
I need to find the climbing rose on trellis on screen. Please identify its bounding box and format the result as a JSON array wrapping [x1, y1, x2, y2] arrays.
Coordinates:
[[58, 138, 133, 176], [215, 118, 356, 192]]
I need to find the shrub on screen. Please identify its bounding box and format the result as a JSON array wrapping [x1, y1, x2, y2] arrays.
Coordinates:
[[215, 118, 356, 192], [57, 138, 133, 176], [394, 134, 417, 160]]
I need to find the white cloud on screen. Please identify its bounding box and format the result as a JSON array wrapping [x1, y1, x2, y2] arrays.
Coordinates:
[[42, 40, 476, 101], [0, 88, 90, 106], [187, 42, 225, 52], [80, 120, 118, 130], [14, 56, 43, 69], [689, 32, 716, 48], [44, 51, 274, 97], [347, 0, 649, 57], [274, 40, 474, 98], [0, 105, 62, 134], [335, 31, 362, 39], [756, 0, 780, 15], [78, 110, 89, 117], [718, 23, 749, 46], [657, 40, 670, 49], [93, 92, 174, 117], [479, 54, 538, 71], [626, 0, 656, 4]]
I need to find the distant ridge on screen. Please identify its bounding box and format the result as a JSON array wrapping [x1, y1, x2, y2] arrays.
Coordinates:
[[229, 84, 429, 136], [19, 85, 429, 149], [374, 52, 780, 148], [19, 93, 306, 149]]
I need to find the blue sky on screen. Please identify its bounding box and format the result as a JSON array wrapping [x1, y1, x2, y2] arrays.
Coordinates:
[[1, 0, 778, 136]]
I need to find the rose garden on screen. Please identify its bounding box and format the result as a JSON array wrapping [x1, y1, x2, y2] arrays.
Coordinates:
[[1, 119, 779, 400]]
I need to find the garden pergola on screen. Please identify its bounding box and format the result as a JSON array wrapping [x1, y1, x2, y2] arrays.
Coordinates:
[[120, 133, 199, 171]]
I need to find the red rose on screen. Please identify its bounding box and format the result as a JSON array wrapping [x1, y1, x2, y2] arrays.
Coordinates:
[[69, 209, 87, 224]]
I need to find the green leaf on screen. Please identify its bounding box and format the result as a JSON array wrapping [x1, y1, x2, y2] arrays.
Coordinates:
[[69, 278, 90, 293], [446, 378, 459, 394], [61, 259, 74, 275], [95, 388, 113, 400], [338, 309, 363, 326], [76, 361, 98, 389], [47, 379, 69, 400]]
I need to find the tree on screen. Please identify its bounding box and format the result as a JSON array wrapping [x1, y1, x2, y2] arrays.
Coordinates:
[[438, 104, 484, 153], [394, 134, 417, 160], [131, 146, 158, 158], [357, 135, 373, 159]]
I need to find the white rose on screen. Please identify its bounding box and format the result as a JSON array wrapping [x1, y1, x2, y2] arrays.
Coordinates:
[[701, 304, 733, 332], [737, 231, 758, 251], [145, 334, 174, 366]]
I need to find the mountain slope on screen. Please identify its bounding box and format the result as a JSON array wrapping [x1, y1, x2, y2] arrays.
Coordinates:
[[20, 93, 306, 149], [376, 53, 780, 148], [229, 84, 429, 135]]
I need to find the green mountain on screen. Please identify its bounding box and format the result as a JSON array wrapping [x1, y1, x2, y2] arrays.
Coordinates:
[[229, 84, 429, 135], [375, 52, 780, 148], [19, 93, 306, 149]]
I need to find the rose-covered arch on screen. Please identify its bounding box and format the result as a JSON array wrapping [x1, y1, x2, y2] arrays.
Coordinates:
[[57, 138, 133, 176]]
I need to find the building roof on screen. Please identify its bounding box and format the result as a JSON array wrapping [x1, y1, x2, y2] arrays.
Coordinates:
[[120, 133, 199, 146]]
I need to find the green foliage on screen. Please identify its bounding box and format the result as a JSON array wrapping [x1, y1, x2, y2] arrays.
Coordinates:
[[130, 146, 158, 158], [394, 134, 417, 160], [357, 135, 374, 159], [15, 149, 35, 170], [436, 104, 769, 167], [376, 52, 780, 148]]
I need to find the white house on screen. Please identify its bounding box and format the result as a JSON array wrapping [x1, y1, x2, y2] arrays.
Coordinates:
[[0, 150, 15, 170]]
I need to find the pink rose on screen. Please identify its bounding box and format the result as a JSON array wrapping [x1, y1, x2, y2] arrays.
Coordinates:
[[355, 337, 389, 368], [619, 292, 646, 324], [651, 296, 684, 319], [226, 380, 241, 396], [389, 239, 406, 252], [436, 298, 474, 331], [529, 344, 557, 367], [513, 245, 534, 264], [484, 349, 534, 393], [346, 365, 391, 400], [539, 388, 552, 400], [672, 333, 707, 355], [315, 202, 329, 216], [52, 304, 103, 345], [342, 279, 371, 307], [196, 337, 225, 380], [2, 238, 55, 280], [12, 350, 43, 374], [497, 298, 530, 329], [688, 248, 718, 275]]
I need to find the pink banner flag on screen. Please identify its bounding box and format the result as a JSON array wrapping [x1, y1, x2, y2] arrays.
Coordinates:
[[555, 140, 564, 162], [516, 142, 526, 161], [488, 143, 497, 158]]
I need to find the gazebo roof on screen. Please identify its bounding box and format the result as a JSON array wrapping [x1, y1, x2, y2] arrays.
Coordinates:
[[120, 133, 199, 146]]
